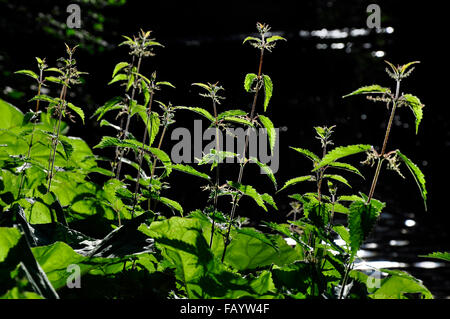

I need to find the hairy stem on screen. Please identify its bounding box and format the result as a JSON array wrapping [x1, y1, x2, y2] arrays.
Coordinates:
[[46, 79, 69, 194], [112, 55, 135, 176], [209, 100, 220, 248], [367, 79, 400, 204], [115, 54, 143, 180], [148, 124, 167, 211], [131, 91, 155, 217], [222, 47, 264, 263]]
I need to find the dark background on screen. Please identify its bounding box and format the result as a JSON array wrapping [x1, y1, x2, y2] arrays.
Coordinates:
[[1, 0, 449, 297]]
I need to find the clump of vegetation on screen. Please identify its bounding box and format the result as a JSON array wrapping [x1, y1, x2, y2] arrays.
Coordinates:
[[0, 22, 446, 300]]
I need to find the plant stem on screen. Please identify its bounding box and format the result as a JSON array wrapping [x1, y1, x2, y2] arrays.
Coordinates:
[[209, 100, 220, 248], [47, 80, 68, 194], [148, 124, 167, 211], [339, 261, 352, 299], [115, 54, 143, 180], [367, 79, 400, 204], [112, 55, 135, 176], [221, 47, 264, 263], [339, 79, 401, 298], [131, 91, 155, 217]]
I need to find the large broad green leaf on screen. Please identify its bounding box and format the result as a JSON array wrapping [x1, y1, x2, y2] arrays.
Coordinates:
[[0, 98, 24, 129], [0, 227, 22, 262], [403, 94, 424, 134], [348, 199, 385, 257], [343, 85, 391, 98], [262, 74, 273, 112], [31, 241, 126, 290], [351, 269, 432, 299], [224, 231, 299, 270], [313, 144, 372, 171], [0, 227, 59, 299], [419, 252, 450, 262], [396, 150, 427, 211], [139, 217, 278, 298], [258, 115, 276, 153]]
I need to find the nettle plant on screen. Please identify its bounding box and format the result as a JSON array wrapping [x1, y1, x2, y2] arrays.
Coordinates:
[[1, 23, 448, 300]]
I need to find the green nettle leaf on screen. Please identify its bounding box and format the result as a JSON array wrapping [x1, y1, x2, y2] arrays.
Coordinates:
[[176, 106, 215, 123], [66, 102, 85, 124], [258, 115, 276, 153], [45, 67, 64, 75], [243, 36, 261, 44], [45, 76, 67, 86], [221, 116, 254, 127], [15, 70, 38, 80], [261, 193, 278, 210], [262, 74, 273, 112], [333, 225, 351, 246], [0, 227, 22, 262], [227, 181, 268, 212], [191, 82, 210, 91], [348, 199, 385, 256], [171, 164, 211, 181], [396, 150, 427, 210], [111, 62, 129, 78], [100, 119, 122, 131], [156, 81, 176, 89], [403, 94, 424, 134], [249, 157, 277, 189], [266, 35, 287, 43], [158, 197, 183, 216], [92, 97, 123, 121], [327, 162, 365, 178], [343, 85, 391, 98], [400, 61, 420, 74], [32, 241, 125, 290], [108, 73, 128, 85], [148, 147, 172, 175], [217, 109, 247, 120], [135, 107, 160, 147], [313, 144, 372, 171], [0, 98, 24, 129], [59, 137, 74, 160], [290, 147, 320, 163], [244, 73, 257, 92], [372, 269, 432, 299], [323, 174, 351, 188], [278, 175, 315, 192], [419, 252, 450, 262]]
